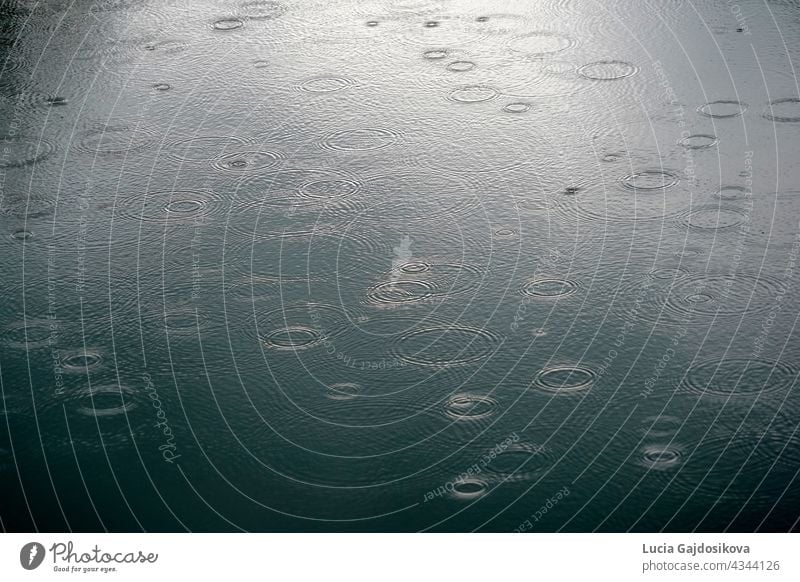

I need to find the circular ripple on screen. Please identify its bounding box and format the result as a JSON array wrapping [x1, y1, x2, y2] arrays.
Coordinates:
[[680, 205, 749, 231], [212, 17, 244, 31], [682, 359, 798, 398], [9, 229, 33, 241], [533, 365, 596, 395], [233, 168, 362, 215], [601, 152, 625, 163], [75, 384, 137, 417], [248, 303, 351, 348], [298, 176, 361, 202], [61, 349, 104, 374], [486, 443, 551, 481], [141, 38, 191, 55], [621, 169, 680, 191], [168, 135, 250, 162], [502, 102, 531, 113], [211, 150, 284, 173], [75, 125, 156, 156], [1, 319, 53, 350], [640, 415, 684, 438], [494, 228, 517, 239], [400, 261, 430, 274], [423, 49, 449, 60], [685, 292, 714, 304], [698, 100, 748, 119], [117, 189, 225, 225], [393, 325, 503, 367], [297, 75, 356, 93], [520, 278, 580, 299], [0, 136, 57, 168], [444, 393, 498, 421], [427, 264, 485, 296], [669, 427, 800, 502], [385, 262, 486, 300], [679, 134, 719, 149], [554, 184, 690, 224], [263, 326, 321, 350], [6, 91, 69, 109], [366, 280, 437, 306], [647, 266, 690, 281], [239, 0, 287, 19], [447, 84, 499, 103], [578, 60, 638, 80], [673, 246, 706, 260], [714, 185, 750, 201], [451, 478, 490, 500], [318, 313, 450, 381], [612, 272, 785, 325], [0, 51, 25, 80], [319, 128, 401, 151], [639, 444, 684, 470], [507, 31, 575, 57], [483, 58, 587, 99], [325, 382, 361, 401], [447, 60, 476, 72], [763, 97, 800, 122]]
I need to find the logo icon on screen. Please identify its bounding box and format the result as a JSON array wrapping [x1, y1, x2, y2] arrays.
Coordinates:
[[20, 542, 45, 570]]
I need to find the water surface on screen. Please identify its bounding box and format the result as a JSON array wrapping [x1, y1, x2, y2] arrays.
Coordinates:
[[1, 0, 799, 532]]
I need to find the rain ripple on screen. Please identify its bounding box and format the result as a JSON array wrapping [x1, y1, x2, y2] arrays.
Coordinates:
[[392, 324, 504, 367]]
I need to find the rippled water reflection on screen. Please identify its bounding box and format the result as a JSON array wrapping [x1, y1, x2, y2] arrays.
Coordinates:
[[1, 0, 799, 533]]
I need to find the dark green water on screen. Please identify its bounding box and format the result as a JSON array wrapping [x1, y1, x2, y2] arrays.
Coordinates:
[[1, 0, 799, 532]]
